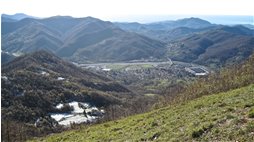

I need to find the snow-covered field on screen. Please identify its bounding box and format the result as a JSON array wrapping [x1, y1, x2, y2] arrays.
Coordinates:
[[50, 101, 104, 126]]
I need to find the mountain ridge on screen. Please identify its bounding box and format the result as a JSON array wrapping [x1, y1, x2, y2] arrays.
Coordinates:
[[2, 15, 254, 66], [2, 16, 167, 63], [2, 13, 35, 21], [166, 25, 254, 67]]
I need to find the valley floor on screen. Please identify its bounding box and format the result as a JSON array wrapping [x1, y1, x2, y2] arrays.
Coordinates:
[[77, 59, 209, 95], [31, 84, 254, 142]]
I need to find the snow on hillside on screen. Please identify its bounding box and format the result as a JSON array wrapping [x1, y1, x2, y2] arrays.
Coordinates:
[[50, 101, 104, 126]]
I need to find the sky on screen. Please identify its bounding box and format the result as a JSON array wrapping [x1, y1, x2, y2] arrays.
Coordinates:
[[0, 0, 253, 23]]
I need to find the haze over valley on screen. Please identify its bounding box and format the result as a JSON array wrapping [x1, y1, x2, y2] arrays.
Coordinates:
[[1, 1, 254, 140]]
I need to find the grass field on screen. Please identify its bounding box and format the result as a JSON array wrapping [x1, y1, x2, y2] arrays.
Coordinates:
[[31, 84, 254, 142], [106, 63, 155, 71]]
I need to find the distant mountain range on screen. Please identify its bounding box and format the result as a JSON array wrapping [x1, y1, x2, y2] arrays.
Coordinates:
[[114, 18, 216, 41], [2, 16, 166, 63], [115, 17, 214, 31], [1, 14, 254, 67], [2, 13, 35, 22]]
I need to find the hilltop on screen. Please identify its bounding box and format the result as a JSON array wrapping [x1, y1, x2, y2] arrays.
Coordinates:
[[1, 13, 35, 21]]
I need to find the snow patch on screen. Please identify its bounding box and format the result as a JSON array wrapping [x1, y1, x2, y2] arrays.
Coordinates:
[[57, 77, 65, 80], [57, 115, 97, 126], [69, 102, 87, 113], [56, 104, 64, 109], [50, 101, 104, 126], [102, 68, 111, 71], [12, 52, 23, 57], [51, 113, 73, 121], [1, 76, 8, 81], [40, 71, 49, 76]]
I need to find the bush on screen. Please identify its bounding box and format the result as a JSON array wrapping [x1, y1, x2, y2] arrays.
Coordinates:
[[192, 128, 204, 138], [246, 121, 254, 132], [192, 124, 213, 138], [248, 108, 254, 118]]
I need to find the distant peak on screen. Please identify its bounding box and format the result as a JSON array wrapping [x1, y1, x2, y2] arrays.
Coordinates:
[[2, 13, 26, 16], [85, 16, 97, 19], [2, 13, 35, 20], [43, 15, 74, 20], [177, 17, 210, 23], [83, 16, 102, 21], [13, 13, 28, 16]]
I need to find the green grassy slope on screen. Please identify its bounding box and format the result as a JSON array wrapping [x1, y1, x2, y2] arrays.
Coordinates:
[[31, 84, 254, 142]]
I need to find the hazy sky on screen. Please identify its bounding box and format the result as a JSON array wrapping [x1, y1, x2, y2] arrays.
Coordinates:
[[0, 0, 253, 23]]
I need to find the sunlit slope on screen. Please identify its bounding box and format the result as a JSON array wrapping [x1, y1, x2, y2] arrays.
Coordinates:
[[32, 84, 254, 142]]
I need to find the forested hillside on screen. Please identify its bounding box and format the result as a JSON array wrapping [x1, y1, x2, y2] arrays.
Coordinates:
[[1, 51, 137, 141]]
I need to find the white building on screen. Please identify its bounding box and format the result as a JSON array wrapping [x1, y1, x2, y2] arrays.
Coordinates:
[[185, 67, 209, 76]]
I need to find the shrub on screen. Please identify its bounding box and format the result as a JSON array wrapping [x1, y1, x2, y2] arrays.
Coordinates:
[[244, 103, 254, 108], [248, 108, 254, 118], [192, 124, 213, 138], [226, 114, 235, 119], [192, 128, 204, 138], [246, 121, 254, 132]]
